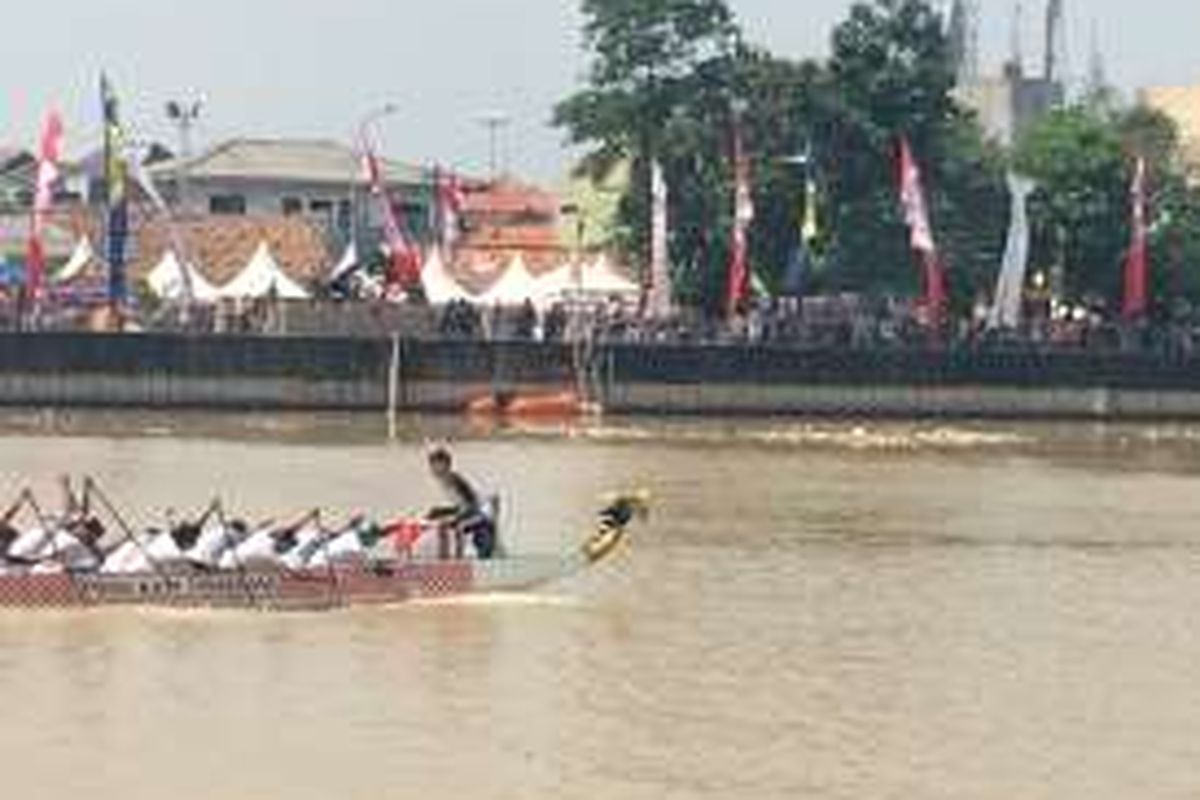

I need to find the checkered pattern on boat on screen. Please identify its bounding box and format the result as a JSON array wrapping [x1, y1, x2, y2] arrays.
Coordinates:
[[0, 573, 80, 609], [0, 562, 478, 611], [272, 562, 474, 609]]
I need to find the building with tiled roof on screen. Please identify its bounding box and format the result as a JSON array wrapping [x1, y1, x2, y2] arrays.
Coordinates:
[[149, 138, 434, 250], [131, 214, 330, 289], [153, 138, 427, 187], [0, 205, 329, 293], [456, 178, 566, 272]]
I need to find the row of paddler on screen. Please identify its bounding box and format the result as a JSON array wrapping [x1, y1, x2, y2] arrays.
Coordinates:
[[0, 481, 443, 577]]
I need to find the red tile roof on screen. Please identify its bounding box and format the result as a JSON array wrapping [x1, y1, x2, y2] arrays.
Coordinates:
[[131, 214, 331, 287], [462, 178, 560, 220], [457, 224, 566, 271], [455, 179, 565, 270]]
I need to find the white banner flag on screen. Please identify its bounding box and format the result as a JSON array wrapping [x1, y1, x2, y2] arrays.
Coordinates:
[[646, 159, 673, 318], [988, 173, 1036, 330]]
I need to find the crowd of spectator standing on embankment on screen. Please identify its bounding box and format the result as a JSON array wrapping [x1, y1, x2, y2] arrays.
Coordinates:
[[2, 290, 1199, 358], [435, 294, 1200, 358]]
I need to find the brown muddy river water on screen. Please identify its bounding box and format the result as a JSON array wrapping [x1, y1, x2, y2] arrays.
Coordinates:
[[3, 411, 1200, 799]]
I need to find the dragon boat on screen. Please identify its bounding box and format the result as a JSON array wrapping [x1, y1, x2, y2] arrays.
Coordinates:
[[0, 479, 647, 612]]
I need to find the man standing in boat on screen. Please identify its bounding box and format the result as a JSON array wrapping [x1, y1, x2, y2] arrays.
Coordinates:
[[425, 447, 497, 560]]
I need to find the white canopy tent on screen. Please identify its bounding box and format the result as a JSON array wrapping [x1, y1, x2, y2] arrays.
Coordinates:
[[147, 250, 221, 303], [534, 261, 581, 299], [219, 242, 310, 300], [477, 255, 542, 306], [578, 255, 641, 297], [421, 249, 475, 304]]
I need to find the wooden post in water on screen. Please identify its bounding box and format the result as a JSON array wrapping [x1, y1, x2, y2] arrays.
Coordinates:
[[387, 333, 401, 441]]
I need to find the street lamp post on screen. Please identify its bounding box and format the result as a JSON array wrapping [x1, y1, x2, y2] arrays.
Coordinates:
[[165, 99, 203, 214], [478, 112, 511, 183]]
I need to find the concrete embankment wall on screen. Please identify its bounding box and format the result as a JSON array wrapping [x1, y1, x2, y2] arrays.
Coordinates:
[[2, 333, 1200, 419]]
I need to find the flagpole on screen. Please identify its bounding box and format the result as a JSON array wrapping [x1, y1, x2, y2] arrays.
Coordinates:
[[101, 74, 132, 331], [432, 164, 443, 256], [101, 75, 115, 330], [387, 332, 401, 441]]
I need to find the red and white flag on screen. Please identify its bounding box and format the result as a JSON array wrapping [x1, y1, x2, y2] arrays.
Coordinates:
[[436, 168, 466, 253], [898, 137, 946, 322], [27, 111, 64, 301], [1122, 156, 1149, 320], [361, 141, 420, 292], [726, 123, 755, 318]]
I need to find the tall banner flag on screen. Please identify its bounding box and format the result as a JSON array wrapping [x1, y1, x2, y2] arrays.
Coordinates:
[[434, 167, 466, 255], [102, 75, 130, 307], [802, 173, 820, 247], [361, 137, 420, 292], [988, 173, 1036, 330], [783, 169, 820, 297], [127, 143, 170, 216], [646, 158, 673, 318], [726, 121, 755, 318], [1122, 157, 1149, 320], [898, 137, 946, 323], [126, 141, 197, 302], [27, 111, 64, 303]]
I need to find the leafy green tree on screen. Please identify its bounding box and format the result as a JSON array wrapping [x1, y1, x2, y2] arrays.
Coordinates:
[[1015, 108, 1126, 302], [1112, 107, 1200, 310], [557, 0, 1011, 312], [554, 0, 742, 308], [554, 0, 739, 175], [1013, 105, 1200, 309], [818, 0, 1008, 307], [1008, 37, 1200, 311]]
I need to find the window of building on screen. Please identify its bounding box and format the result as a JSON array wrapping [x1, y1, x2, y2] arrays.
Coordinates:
[[281, 197, 303, 216], [336, 200, 352, 236], [210, 194, 246, 215], [309, 200, 334, 216]]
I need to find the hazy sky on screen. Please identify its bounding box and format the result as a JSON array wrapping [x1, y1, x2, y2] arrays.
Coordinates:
[[3, 1, 1198, 182]]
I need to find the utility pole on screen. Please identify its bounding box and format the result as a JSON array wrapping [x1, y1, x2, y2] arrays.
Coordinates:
[[166, 99, 203, 214]]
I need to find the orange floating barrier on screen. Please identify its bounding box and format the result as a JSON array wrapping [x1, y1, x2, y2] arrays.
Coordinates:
[[466, 390, 596, 420]]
